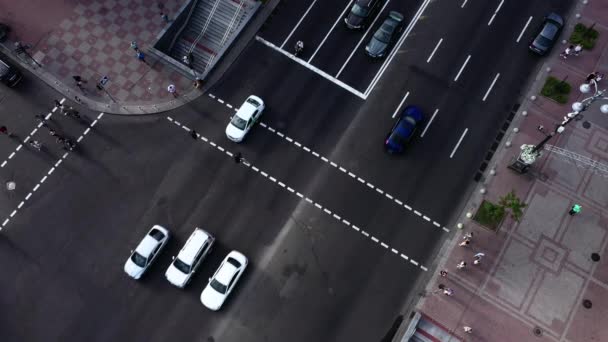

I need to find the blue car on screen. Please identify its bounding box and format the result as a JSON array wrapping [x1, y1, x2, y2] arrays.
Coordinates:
[[384, 105, 424, 153]]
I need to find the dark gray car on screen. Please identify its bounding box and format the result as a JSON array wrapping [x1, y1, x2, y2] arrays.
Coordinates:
[[529, 13, 564, 55], [365, 11, 404, 58], [344, 0, 383, 29]]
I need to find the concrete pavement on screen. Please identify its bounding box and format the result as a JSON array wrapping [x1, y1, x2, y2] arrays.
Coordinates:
[[408, 1, 608, 341]]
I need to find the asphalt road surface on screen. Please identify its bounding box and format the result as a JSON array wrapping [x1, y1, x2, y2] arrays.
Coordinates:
[[0, 0, 575, 341]]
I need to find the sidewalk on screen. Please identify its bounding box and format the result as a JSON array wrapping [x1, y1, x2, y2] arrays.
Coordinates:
[[410, 1, 608, 341], [0, 0, 194, 114]]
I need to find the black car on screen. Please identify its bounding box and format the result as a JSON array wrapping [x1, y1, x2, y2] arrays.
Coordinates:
[[344, 0, 383, 30], [365, 11, 404, 58], [0, 58, 22, 87], [529, 13, 564, 55]]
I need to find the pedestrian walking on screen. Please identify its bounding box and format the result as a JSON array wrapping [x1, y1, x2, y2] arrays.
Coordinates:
[[34, 114, 47, 124], [54, 99, 65, 113], [130, 41, 138, 51], [463, 232, 474, 240], [167, 84, 178, 98], [569, 204, 582, 216], [457, 261, 467, 269], [573, 44, 583, 56], [443, 287, 454, 296], [560, 45, 574, 59], [463, 326, 473, 334], [234, 152, 243, 164], [459, 238, 470, 247], [160, 12, 170, 23], [440, 270, 448, 277], [136, 51, 148, 65], [29, 140, 42, 151], [63, 139, 75, 151], [473, 252, 485, 265], [190, 129, 198, 140], [48, 128, 59, 137]]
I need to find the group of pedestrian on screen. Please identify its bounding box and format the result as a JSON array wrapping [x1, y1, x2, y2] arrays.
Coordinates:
[[560, 44, 583, 59], [585, 71, 604, 84], [24, 100, 80, 152]]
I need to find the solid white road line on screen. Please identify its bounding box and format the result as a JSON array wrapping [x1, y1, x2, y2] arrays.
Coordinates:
[[309, 0, 354, 63], [280, 0, 318, 49], [256, 36, 366, 99], [335, 0, 391, 78], [460, 0, 468, 8], [516, 16, 533, 43], [426, 38, 443, 63], [482, 73, 500, 101], [450, 128, 468, 159], [391, 91, 410, 118], [454, 55, 471, 81], [487, 0, 504, 26], [420, 108, 438, 137], [364, 0, 432, 97]]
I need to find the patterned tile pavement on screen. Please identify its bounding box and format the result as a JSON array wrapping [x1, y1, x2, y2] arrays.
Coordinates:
[[9, 0, 194, 105]]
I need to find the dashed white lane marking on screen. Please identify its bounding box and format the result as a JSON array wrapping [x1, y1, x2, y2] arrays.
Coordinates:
[[1, 98, 65, 168], [487, 0, 504, 26], [516, 16, 533, 43], [391, 91, 410, 119], [460, 0, 468, 8], [1, 111, 105, 230], [450, 128, 469, 159], [167, 117, 428, 271], [426, 38, 443, 63], [482, 73, 500, 102], [207, 94, 450, 233], [454, 55, 471, 82], [420, 108, 439, 138]]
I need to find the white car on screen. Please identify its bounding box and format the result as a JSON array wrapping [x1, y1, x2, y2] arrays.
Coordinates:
[[225, 95, 265, 142], [124, 225, 170, 280], [200, 250, 248, 310], [165, 228, 214, 288]]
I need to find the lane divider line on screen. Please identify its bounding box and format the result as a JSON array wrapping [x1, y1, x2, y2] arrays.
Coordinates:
[[1, 112, 105, 230], [206, 94, 451, 234], [167, 117, 428, 271]]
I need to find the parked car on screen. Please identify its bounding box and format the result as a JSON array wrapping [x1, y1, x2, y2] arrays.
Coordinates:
[[344, 0, 384, 29], [225, 95, 265, 143], [529, 13, 564, 55], [165, 228, 214, 288], [0, 57, 22, 87], [124, 225, 170, 279], [200, 250, 248, 311], [365, 11, 404, 58], [384, 105, 423, 153]]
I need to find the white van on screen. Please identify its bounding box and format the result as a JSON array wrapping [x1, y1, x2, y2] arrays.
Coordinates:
[[165, 228, 215, 288]]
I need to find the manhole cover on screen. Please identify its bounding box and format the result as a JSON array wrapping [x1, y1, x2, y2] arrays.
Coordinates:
[[582, 121, 591, 129], [533, 327, 543, 337], [583, 299, 592, 309], [591, 253, 600, 262]]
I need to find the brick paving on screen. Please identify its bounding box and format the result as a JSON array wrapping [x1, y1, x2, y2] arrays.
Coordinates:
[[413, 1, 608, 341]]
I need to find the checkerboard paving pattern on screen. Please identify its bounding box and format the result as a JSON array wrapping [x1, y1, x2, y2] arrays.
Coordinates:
[[36, 0, 192, 104]]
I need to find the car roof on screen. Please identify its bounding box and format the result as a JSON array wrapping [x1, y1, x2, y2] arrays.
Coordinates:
[[216, 260, 238, 284], [177, 228, 211, 264], [356, 0, 373, 6], [135, 235, 160, 257], [236, 96, 262, 121], [388, 11, 404, 22], [395, 118, 415, 137]]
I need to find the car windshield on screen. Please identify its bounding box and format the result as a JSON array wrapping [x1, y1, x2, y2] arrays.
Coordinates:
[[230, 115, 247, 130], [246, 98, 261, 107], [149, 228, 165, 241], [374, 26, 392, 43], [173, 258, 191, 274], [351, 3, 369, 17], [227, 257, 242, 268], [131, 252, 147, 267], [210, 278, 228, 294]]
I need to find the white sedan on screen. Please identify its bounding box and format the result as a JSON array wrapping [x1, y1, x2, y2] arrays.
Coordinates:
[[124, 225, 170, 280], [225, 95, 265, 143], [200, 250, 248, 310]]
